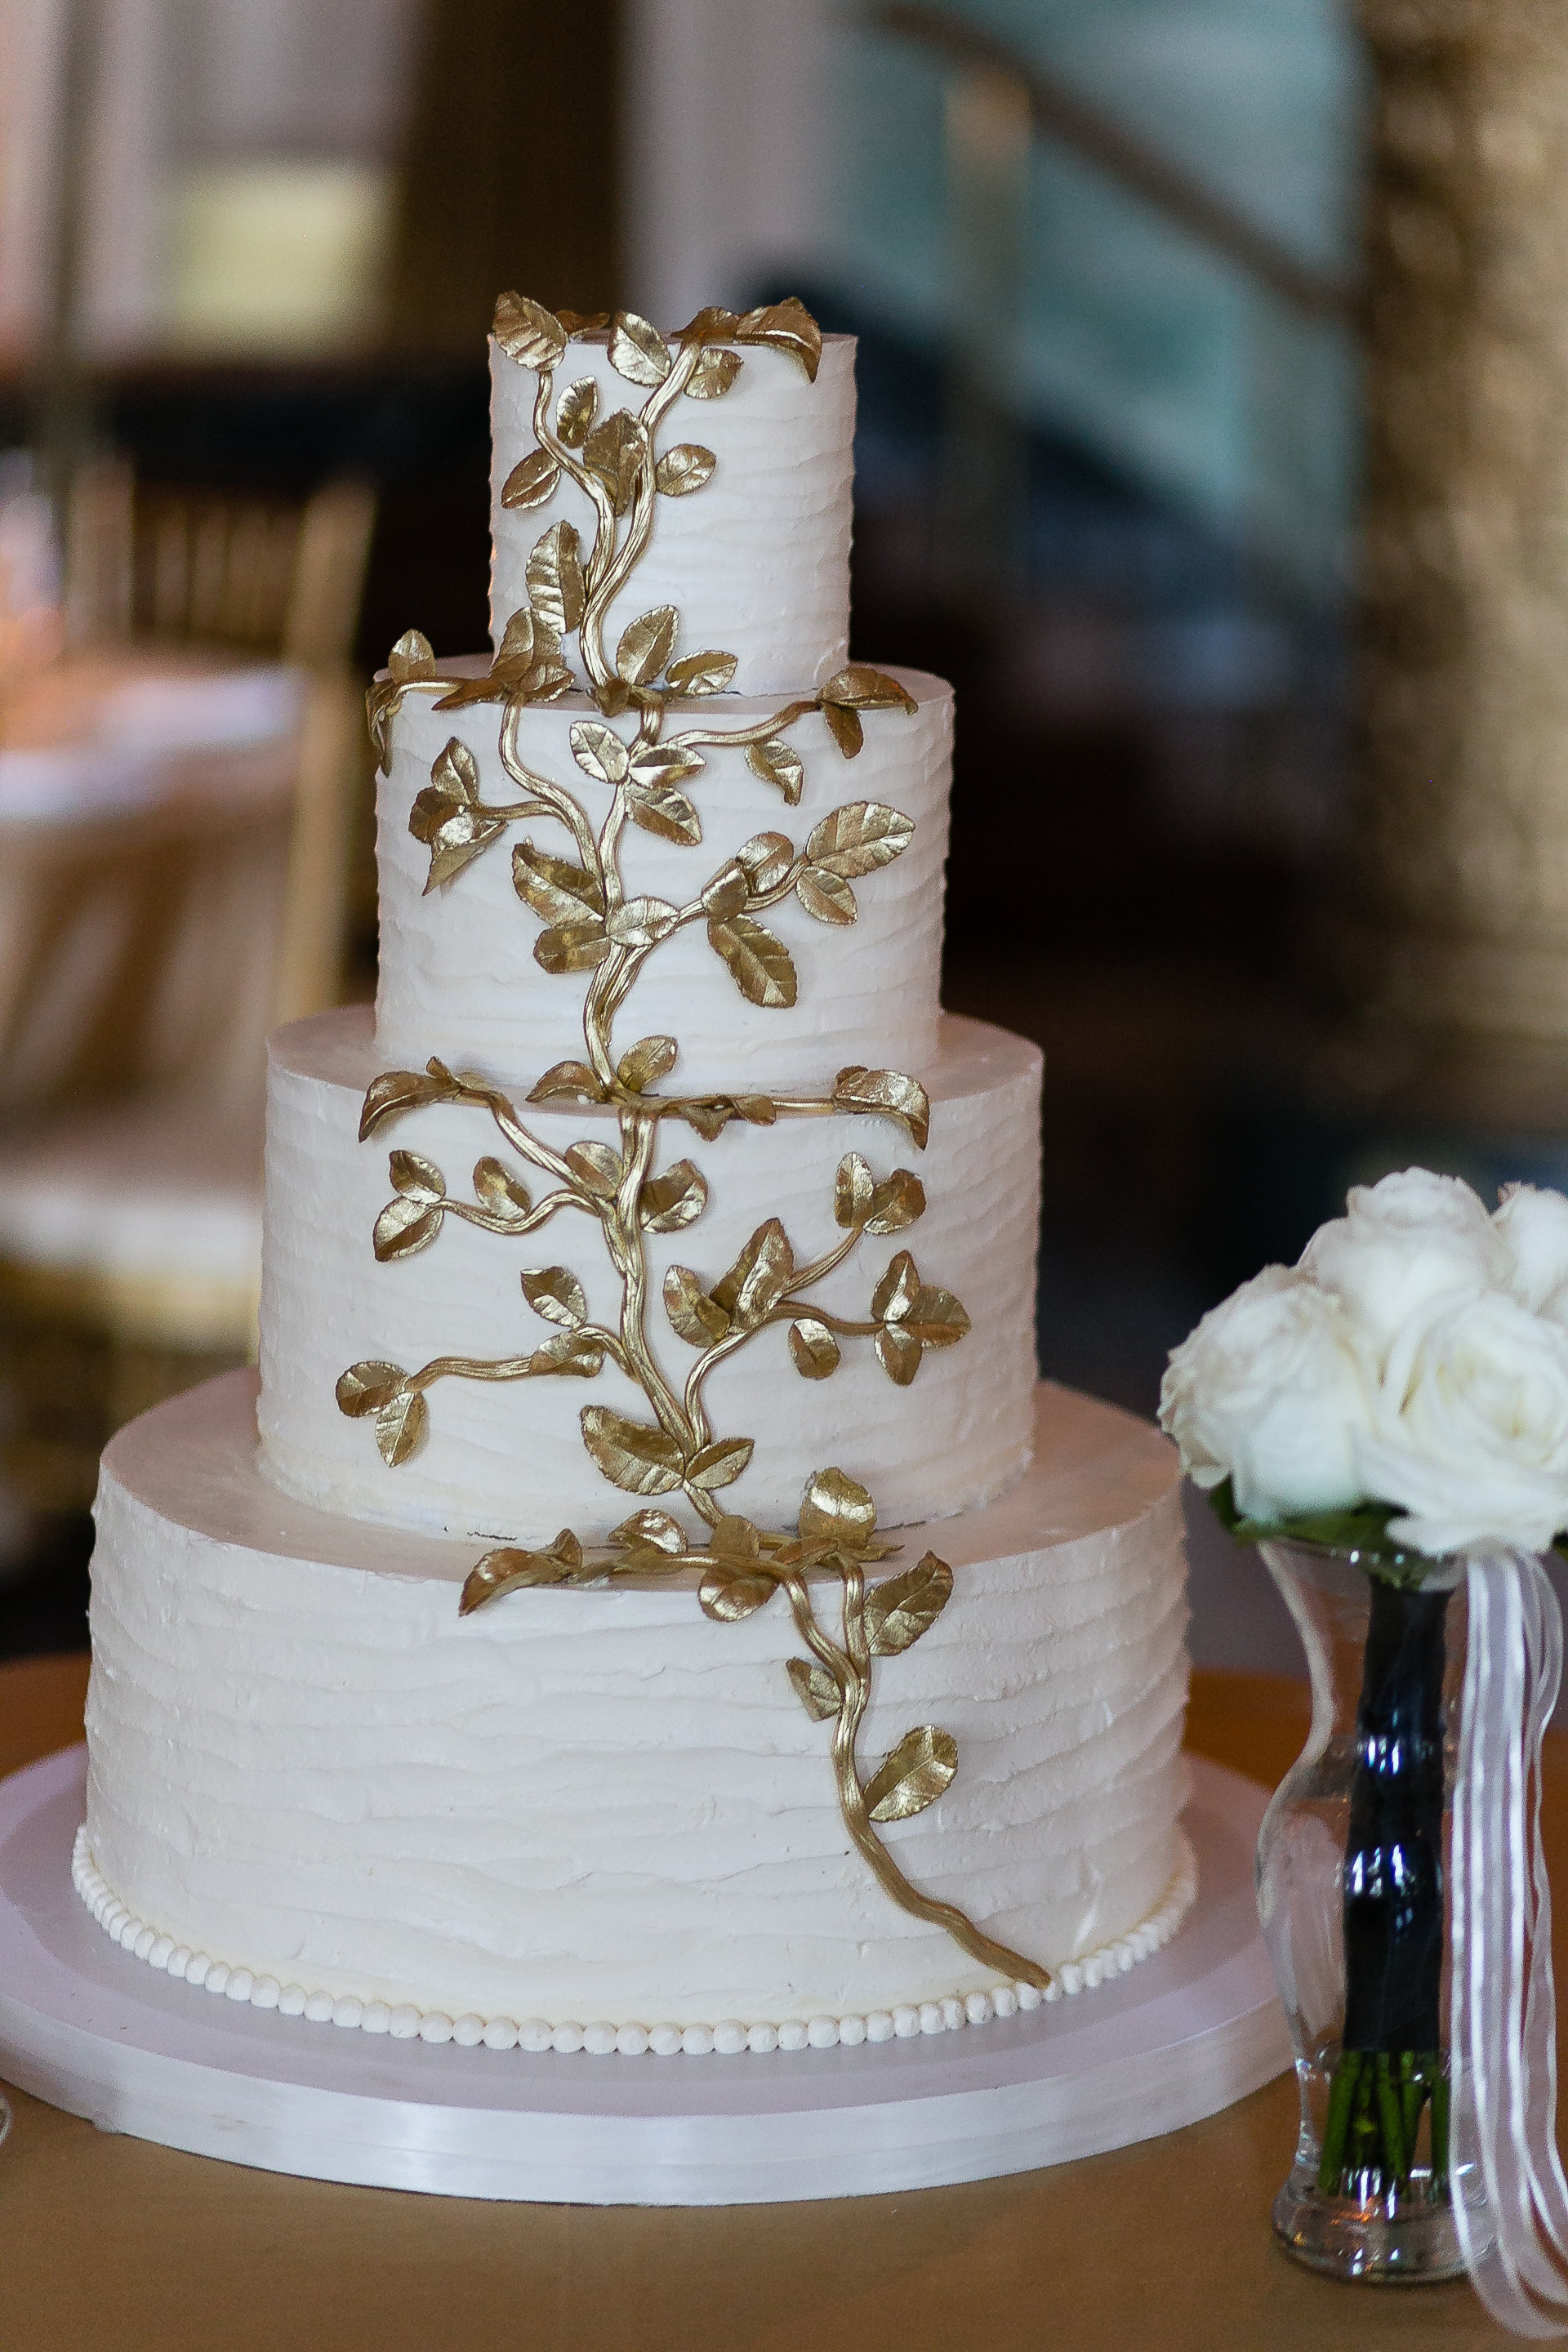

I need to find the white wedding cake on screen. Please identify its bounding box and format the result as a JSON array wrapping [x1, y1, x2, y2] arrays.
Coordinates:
[[75, 299, 1194, 2055]]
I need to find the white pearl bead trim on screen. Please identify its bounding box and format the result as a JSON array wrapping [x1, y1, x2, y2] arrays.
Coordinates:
[[72, 1826, 1196, 2055]]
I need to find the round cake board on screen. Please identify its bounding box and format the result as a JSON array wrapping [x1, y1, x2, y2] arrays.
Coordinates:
[[0, 1748, 1290, 2207]]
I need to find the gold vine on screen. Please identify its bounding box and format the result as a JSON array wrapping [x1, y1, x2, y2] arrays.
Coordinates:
[[341, 293, 1049, 1993]]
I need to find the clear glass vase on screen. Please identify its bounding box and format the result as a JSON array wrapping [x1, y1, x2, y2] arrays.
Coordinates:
[[1257, 1537, 1487, 2281]]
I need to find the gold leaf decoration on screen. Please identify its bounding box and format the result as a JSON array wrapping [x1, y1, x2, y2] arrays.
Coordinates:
[[555, 308, 611, 336], [583, 410, 648, 514], [522, 1266, 587, 1327], [629, 742, 703, 789], [376, 1385, 428, 1467], [513, 842, 606, 925], [639, 1160, 707, 1232], [831, 1066, 931, 1150], [374, 1195, 444, 1262], [698, 1561, 776, 1622], [501, 449, 560, 510], [564, 1140, 622, 1197], [581, 1406, 685, 1495], [707, 913, 796, 1008], [795, 866, 858, 924], [787, 1657, 842, 1721], [473, 1157, 532, 1219], [833, 1156, 873, 1232], [615, 1035, 678, 1093], [875, 1323, 922, 1385], [807, 802, 915, 878], [735, 1095, 777, 1125], [865, 1553, 953, 1656], [789, 1318, 841, 1379], [865, 1726, 958, 1823], [685, 346, 743, 399], [389, 628, 436, 682], [460, 1530, 584, 1615], [626, 776, 702, 846], [820, 666, 917, 715], [528, 1060, 607, 1105], [616, 605, 678, 686], [556, 377, 597, 446], [527, 519, 586, 639], [701, 863, 747, 919], [389, 1149, 444, 1200], [569, 718, 630, 786], [607, 895, 680, 950], [533, 919, 610, 973], [666, 650, 736, 696], [595, 675, 631, 717], [493, 291, 567, 372], [823, 701, 863, 759], [529, 1330, 605, 1378], [611, 1508, 687, 1555], [655, 444, 716, 497], [663, 1265, 729, 1346], [733, 296, 822, 381], [687, 1436, 755, 1490], [608, 310, 672, 388], [746, 737, 804, 804], [871, 1251, 920, 1325], [736, 831, 797, 893], [712, 1217, 794, 1327], [359, 1065, 462, 1141], [336, 1360, 406, 1416], [409, 738, 509, 892], [800, 1467, 877, 1548]]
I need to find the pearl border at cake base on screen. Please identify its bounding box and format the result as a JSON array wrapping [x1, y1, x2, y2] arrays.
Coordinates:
[[0, 1748, 1289, 2207]]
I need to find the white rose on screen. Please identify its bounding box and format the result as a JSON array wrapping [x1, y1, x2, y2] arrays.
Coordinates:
[[1301, 1167, 1505, 1364], [1356, 1290, 1568, 1555], [1159, 1267, 1374, 1522], [1494, 1183, 1568, 1323]]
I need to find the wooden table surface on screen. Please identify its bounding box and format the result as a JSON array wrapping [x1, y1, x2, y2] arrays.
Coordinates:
[[0, 1655, 1539, 2350]]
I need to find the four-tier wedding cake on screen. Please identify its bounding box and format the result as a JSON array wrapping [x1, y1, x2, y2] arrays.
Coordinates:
[[74, 298, 1194, 2056]]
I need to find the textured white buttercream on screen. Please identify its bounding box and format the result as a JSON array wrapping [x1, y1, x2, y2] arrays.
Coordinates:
[[84, 1372, 1191, 2030], [373, 666, 950, 1095], [489, 333, 854, 695], [256, 1005, 1040, 1539]]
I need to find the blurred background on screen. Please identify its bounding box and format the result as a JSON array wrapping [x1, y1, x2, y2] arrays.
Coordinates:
[[2, 0, 1562, 1674]]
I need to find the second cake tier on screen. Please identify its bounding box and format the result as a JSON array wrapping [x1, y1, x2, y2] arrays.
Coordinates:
[[258, 1006, 1041, 1539]]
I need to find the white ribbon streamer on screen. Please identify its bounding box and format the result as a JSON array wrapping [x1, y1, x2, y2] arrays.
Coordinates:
[[1451, 1548, 1568, 2335]]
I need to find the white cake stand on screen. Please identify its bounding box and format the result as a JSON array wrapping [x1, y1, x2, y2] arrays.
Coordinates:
[[0, 1747, 1290, 2206]]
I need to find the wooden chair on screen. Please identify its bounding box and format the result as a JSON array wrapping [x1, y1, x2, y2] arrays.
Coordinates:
[[0, 473, 376, 1517]]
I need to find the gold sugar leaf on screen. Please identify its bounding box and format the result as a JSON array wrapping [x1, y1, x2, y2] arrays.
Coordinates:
[[460, 1544, 573, 1614], [375, 1385, 427, 1467], [666, 650, 736, 696], [685, 346, 742, 399], [823, 702, 863, 759], [373, 1195, 444, 1263], [865, 1553, 953, 1656], [682, 1099, 733, 1141], [707, 914, 796, 1008], [564, 1140, 622, 1197], [473, 1157, 532, 1218], [359, 1066, 462, 1140], [616, 605, 678, 686], [336, 1360, 405, 1417], [787, 1657, 843, 1722], [583, 410, 648, 514], [501, 449, 560, 510], [529, 1330, 605, 1378], [607, 896, 680, 949], [734, 1095, 777, 1125], [389, 1150, 445, 1200], [522, 1266, 587, 1327], [709, 1513, 763, 1561], [865, 1726, 958, 1823], [513, 842, 606, 924], [713, 1217, 794, 1327], [595, 676, 632, 716], [497, 607, 540, 669], [698, 1561, 776, 1622], [875, 1325, 922, 1386], [556, 377, 598, 446], [663, 1265, 730, 1347], [533, 919, 610, 973], [615, 1035, 678, 1093], [493, 292, 568, 372], [835, 1153, 875, 1228], [581, 1406, 685, 1496], [903, 1286, 971, 1348], [678, 304, 741, 343], [796, 866, 857, 924], [799, 1467, 877, 1547], [820, 666, 917, 715], [831, 1067, 930, 1150], [866, 1170, 925, 1234], [626, 776, 702, 845], [789, 1318, 841, 1379], [654, 443, 716, 497], [639, 1160, 707, 1232], [872, 1251, 920, 1325], [388, 628, 436, 682], [687, 1436, 755, 1491], [806, 802, 915, 878], [570, 718, 630, 786], [629, 741, 703, 788], [609, 309, 672, 387], [733, 296, 822, 381], [611, 1509, 688, 1555], [528, 519, 586, 639], [523, 660, 575, 703], [528, 1060, 607, 1106], [746, 737, 804, 803], [736, 831, 797, 893], [408, 739, 478, 839], [556, 309, 610, 336], [701, 863, 747, 919]]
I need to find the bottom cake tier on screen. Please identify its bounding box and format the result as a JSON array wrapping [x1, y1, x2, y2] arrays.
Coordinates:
[[81, 1371, 1192, 2047]]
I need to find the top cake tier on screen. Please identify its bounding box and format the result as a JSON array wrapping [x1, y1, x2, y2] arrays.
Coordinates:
[[489, 318, 855, 696]]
